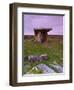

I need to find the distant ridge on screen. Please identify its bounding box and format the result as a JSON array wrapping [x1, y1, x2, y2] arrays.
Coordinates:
[[24, 35, 63, 39]]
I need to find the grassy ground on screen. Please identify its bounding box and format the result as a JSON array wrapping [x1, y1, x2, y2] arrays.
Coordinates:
[[23, 36, 63, 74]]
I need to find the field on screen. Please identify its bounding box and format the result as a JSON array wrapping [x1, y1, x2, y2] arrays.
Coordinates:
[[23, 35, 63, 74]]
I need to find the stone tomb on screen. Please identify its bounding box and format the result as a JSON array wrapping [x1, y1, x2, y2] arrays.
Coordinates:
[[34, 28, 52, 44]]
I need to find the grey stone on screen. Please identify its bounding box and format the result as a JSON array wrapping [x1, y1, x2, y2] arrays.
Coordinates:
[[28, 55, 40, 62], [40, 54, 48, 61], [50, 64, 63, 73], [28, 54, 48, 62], [37, 64, 56, 74]]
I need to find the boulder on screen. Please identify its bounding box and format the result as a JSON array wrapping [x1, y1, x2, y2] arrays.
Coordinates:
[[37, 64, 56, 73], [50, 64, 63, 73], [40, 54, 48, 61], [28, 54, 48, 62], [28, 55, 40, 62]]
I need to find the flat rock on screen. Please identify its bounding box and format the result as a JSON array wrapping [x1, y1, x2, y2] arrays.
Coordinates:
[[28, 54, 48, 62], [37, 64, 56, 74]]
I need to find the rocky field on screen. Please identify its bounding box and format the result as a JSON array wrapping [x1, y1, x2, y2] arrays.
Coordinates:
[[23, 35, 63, 75]]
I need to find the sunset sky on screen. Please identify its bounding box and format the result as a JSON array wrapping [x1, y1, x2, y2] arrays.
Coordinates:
[[23, 14, 63, 35]]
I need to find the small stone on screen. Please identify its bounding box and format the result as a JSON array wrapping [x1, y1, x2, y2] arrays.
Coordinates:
[[40, 54, 48, 61]]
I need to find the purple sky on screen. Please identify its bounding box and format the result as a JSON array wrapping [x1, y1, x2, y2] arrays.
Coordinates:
[[24, 14, 63, 35]]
